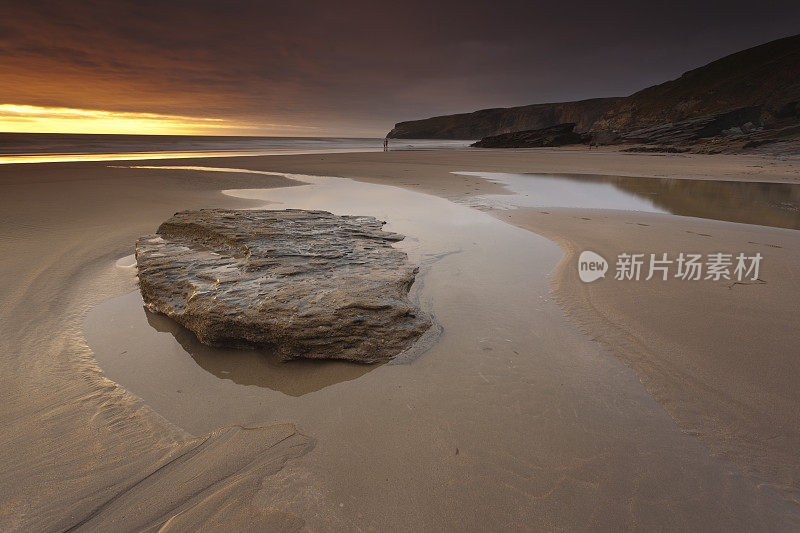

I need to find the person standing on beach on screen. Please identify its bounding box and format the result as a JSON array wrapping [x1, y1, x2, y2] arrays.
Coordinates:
[[383, 138, 389, 151]]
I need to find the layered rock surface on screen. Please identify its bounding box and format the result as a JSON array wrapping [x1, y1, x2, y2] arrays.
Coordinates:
[[618, 106, 763, 145], [136, 209, 433, 363], [471, 123, 589, 148]]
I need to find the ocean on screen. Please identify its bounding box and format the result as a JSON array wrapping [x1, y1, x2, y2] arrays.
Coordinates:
[[0, 133, 473, 164]]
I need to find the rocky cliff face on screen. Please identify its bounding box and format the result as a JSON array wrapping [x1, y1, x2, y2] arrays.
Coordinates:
[[389, 34, 800, 151], [136, 209, 433, 363], [471, 123, 589, 148], [593, 35, 800, 134], [619, 106, 764, 144], [387, 98, 620, 140]]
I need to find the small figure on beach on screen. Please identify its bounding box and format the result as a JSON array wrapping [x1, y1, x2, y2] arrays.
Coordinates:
[[383, 138, 389, 151]]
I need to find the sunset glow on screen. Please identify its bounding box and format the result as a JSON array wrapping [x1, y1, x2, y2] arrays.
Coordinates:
[[0, 104, 247, 135]]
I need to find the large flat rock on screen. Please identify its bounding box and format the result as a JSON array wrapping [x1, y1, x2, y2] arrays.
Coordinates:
[[136, 209, 433, 363]]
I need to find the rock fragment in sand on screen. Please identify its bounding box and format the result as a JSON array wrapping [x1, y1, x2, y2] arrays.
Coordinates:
[[136, 208, 432, 363]]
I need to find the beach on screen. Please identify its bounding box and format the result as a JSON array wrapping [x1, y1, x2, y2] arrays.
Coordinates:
[[1, 148, 799, 530]]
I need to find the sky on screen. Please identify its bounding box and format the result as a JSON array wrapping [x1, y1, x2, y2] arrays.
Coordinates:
[[1, 0, 798, 137]]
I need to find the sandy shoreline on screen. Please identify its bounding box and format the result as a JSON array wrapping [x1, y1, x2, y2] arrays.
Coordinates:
[[502, 207, 800, 490], [1, 149, 799, 530]]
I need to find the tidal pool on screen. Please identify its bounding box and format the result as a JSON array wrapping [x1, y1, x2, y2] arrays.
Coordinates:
[[456, 171, 800, 229]]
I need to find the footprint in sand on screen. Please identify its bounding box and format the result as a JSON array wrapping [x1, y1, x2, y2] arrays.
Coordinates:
[[747, 241, 783, 248]]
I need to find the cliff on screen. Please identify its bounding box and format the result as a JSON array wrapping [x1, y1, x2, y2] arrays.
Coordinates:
[[471, 123, 588, 148], [388, 34, 800, 147], [387, 98, 620, 140], [593, 34, 800, 134]]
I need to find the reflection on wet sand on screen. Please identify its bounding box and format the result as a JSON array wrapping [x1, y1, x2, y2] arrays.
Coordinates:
[[458, 172, 800, 229], [88, 291, 381, 397], [605, 174, 800, 229], [82, 167, 800, 530]]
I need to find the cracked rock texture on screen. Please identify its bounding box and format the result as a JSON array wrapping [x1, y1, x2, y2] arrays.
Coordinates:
[[136, 209, 432, 362]]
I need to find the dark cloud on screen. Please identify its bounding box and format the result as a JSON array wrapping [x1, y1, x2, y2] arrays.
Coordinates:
[[1, 0, 798, 135]]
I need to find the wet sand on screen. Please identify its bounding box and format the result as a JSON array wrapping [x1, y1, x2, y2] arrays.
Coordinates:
[[1, 149, 800, 530], [502, 208, 800, 489]]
